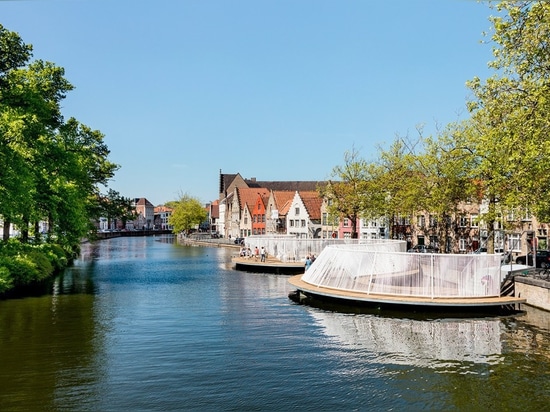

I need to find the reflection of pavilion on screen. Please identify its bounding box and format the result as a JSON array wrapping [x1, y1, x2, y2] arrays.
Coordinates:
[[309, 310, 503, 365]]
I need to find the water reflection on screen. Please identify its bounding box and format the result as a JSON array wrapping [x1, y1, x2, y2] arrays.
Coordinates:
[[1, 236, 550, 411], [309, 310, 504, 366]]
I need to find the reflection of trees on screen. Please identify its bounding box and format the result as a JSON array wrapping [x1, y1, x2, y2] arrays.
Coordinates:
[[0, 289, 100, 410]]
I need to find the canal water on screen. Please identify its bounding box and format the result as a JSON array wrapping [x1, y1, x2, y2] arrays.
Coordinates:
[[1, 235, 550, 411]]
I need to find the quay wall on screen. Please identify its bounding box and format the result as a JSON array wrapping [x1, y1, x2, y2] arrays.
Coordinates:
[[515, 276, 550, 312]]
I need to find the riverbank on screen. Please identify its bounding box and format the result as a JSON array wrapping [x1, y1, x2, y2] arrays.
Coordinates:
[[177, 234, 241, 249]]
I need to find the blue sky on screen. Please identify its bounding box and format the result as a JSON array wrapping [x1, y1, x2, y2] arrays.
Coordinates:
[[2, 0, 496, 206]]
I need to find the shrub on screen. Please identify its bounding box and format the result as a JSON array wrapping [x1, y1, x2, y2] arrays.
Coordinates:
[[0, 250, 53, 286], [39, 243, 68, 270], [0, 267, 13, 294]]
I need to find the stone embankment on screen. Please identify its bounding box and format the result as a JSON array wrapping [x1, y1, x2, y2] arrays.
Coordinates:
[[515, 275, 550, 312], [178, 235, 240, 249]]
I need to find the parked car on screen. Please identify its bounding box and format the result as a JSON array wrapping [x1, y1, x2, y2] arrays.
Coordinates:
[[407, 245, 439, 253], [234, 237, 245, 245], [472, 247, 512, 264], [515, 250, 550, 268]]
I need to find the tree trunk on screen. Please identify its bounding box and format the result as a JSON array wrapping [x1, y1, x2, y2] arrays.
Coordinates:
[[21, 215, 29, 243], [34, 221, 41, 243], [3, 219, 10, 241]]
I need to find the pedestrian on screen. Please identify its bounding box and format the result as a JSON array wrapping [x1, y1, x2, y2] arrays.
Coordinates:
[[305, 256, 312, 271], [261, 246, 266, 262], [311, 254, 316, 263], [254, 246, 259, 261]]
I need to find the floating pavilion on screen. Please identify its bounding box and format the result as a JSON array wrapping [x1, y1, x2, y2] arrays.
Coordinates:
[[288, 240, 526, 309]]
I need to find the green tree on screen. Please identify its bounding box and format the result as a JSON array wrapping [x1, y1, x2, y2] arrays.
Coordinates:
[[413, 124, 478, 252], [319, 147, 372, 239], [466, 1, 550, 222], [169, 194, 207, 235], [0, 24, 118, 246], [376, 136, 425, 240], [98, 189, 135, 231]]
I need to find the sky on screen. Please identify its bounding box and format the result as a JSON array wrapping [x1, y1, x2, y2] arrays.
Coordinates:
[[1, 0, 498, 206]]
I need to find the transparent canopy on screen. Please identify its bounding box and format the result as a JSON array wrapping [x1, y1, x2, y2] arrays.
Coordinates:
[[246, 236, 504, 298], [301, 243, 503, 298]]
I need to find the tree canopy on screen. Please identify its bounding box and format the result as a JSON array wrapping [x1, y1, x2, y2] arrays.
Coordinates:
[[324, 1, 550, 251], [169, 194, 208, 235], [0, 24, 118, 247]]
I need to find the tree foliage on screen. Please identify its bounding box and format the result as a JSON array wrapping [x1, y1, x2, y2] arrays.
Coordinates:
[[97, 189, 135, 230], [169, 194, 208, 235], [319, 147, 372, 238], [0, 24, 120, 292], [0, 24, 118, 247], [325, 1, 550, 253], [466, 1, 550, 222]]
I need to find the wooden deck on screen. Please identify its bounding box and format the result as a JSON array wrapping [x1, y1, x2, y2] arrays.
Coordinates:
[[288, 275, 527, 308], [232, 256, 305, 275]]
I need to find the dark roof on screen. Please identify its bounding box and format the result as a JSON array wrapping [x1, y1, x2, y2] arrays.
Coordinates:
[[245, 180, 325, 192], [219, 173, 239, 195]]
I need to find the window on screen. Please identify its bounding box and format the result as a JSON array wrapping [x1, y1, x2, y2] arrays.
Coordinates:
[[290, 220, 294, 227], [244, 217, 247, 224], [417, 215, 425, 227], [258, 203, 261, 210], [459, 238, 467, 251], [459, 215, 468, 227], [322, 213, 327, 225], [470, 214, 478, 228], [343, 218, 349, 227], [262, 214, 265, 223], [301, 220, 306, 227], [295, 207, 300, 215], [509, 234, 521, 251]]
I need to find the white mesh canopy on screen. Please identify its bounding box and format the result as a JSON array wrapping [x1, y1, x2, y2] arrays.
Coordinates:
[[301, 242, 503, 298], [245, 235, 403, 262]]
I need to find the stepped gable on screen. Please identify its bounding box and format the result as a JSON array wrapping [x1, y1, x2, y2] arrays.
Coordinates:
[[272, 191, 295, 216], [245, 180, 324, 192]]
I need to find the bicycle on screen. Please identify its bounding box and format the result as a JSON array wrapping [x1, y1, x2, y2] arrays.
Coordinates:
[[535, 267, 550, 280]]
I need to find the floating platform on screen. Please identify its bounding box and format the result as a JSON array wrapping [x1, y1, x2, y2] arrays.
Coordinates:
[[288, 274, 527, 308], [232, 256, 304, 275]]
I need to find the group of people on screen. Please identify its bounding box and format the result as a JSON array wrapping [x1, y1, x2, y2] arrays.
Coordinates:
[[239, 246, 267, 262], [304, 254, 316, 270], [238, 246, 316, 268]]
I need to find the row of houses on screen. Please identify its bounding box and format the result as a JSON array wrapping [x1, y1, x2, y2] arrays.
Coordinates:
[[210, 173, 391, 242], [98, 198, 174, 232], [207, 172, 548, 258]]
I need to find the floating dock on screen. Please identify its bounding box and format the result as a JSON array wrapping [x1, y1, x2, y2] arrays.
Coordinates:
[[288, 274, 527, 308], [232, 256, 305, 275]]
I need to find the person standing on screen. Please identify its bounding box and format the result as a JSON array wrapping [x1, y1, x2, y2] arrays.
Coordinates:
[[254, 246, 259, 261], [260, 246, 266, 262], [305, 256, 312, 271]]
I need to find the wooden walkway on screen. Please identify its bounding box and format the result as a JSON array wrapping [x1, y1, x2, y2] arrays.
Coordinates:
[[232, 256, 305, 275], [288, 275, 527, 308]]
